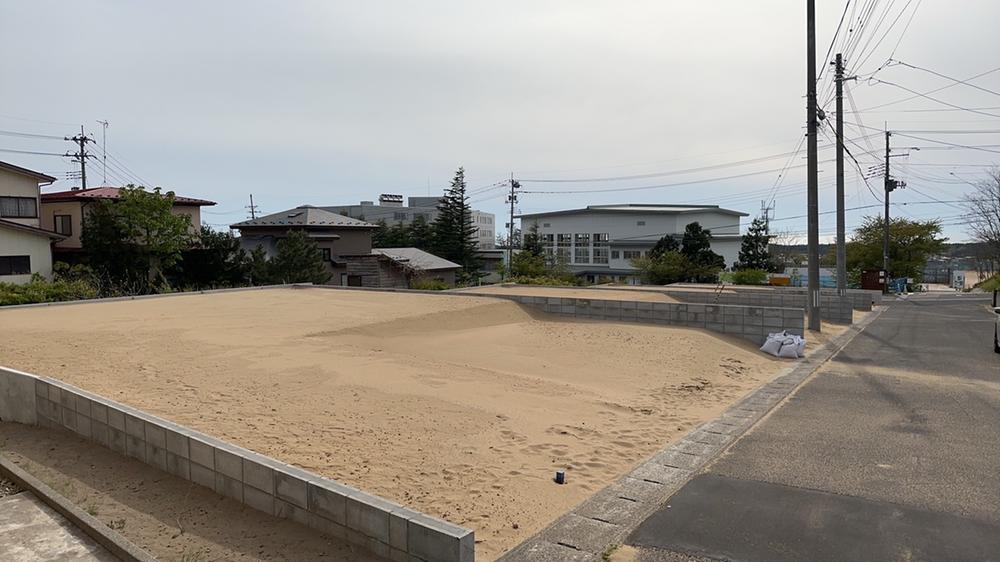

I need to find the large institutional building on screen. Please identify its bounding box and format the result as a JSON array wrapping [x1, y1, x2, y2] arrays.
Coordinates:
[[518, 204, 748, 283]]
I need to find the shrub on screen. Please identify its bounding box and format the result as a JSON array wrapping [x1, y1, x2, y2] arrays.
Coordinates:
[[730, 268, 769, 285], [508, 275, 584, 286], [410, 277, 450, 291], [0, 276, 99, 306]]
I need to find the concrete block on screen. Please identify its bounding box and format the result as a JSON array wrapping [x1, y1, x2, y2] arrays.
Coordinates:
[[705, 322, 725, 334], [366, 536, 392, 559], [611, 476, 667, 503], [308, 512, 347, 540], [60, 406, 77, 431], [166, 452, 191, 480], [560, 305, 576, 314], [165, 430, 189, 458], [652, 449, 703, 470], [145, 422, 166, 449], [243, 458, 274, 493], [636, 301, 653, 311], [546, 298, 561, 305], [278, 470, 311, 510], [723, 323, 743, 334], [510, 540, 596, 562], [620, 301, 637, 310], [763, 317, 784, 328], [216, 473, 243, 502], [390, 506, 422, 552], [575, 489, 644, 526], [687, 304, 706, 314], [783, 308, 804, 319], [108, 427, 126, 454], [544, 514, 619, 554], [214, 448, 243, 480], [674, 439, 718, 456], [125, 414, 145, 439], [0, 369, 39, 425], [630, 462, 690, 486], [243, 485, 275, 514], [89, 401, 108, 425], [33, 378, 48, 397], [74, 394, 91, 415], [620, 310, 637, 321], [46, 383, 61, 404], [106, 407, 125, 431], [59, 387, 75, 410], [91, 421, 109, 448], [347, 493, 395, 542], [126, 434, 146, 462], [36, 397, 58, 421], [275, 498, 310, 526], [189, 438, 214, 469], [74, 412, 92, 439], [636, 309, 652, 321], [147, 442, 168, 471], [190, 462, 215, 489], [652, 302, 671, 312], [407, 513, 474, 562]]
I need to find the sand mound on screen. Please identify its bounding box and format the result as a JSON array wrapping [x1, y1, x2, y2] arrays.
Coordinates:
[[307, 300, 541, 339]]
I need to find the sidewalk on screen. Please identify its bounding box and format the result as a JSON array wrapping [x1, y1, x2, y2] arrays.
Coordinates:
[[0, 491, 118, 562], [625, 292, 1000, 561]]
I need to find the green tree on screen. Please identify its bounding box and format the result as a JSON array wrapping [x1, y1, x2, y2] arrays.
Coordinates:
[[431, 167, 480, 282], [81, 185, 193, 293], [648, 234, 680, 260], [846, 216, 946, 281], [408, 215, 434, 251], [680, 221, 725, 282], [522, 222, 544, 257], [372, 219, 390, 247], [632, 251, 692, 285], [176, 227, 250, 289], [266, 230, 332, 284], [734, 217, 776, 271]]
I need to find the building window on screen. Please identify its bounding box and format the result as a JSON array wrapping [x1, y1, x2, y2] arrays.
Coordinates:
[[543, 222, 550, 228], [321, 248, 331, 262], [611, 250, 620, 260], [54, 214, 72, 236], [636, 220, 646, 226], [592, 233, 609, 264], [574, 246, 590, 263], [540, 234, 554, 247], [0, 197, 38, 219], [0, 255, 31, 276], [556, 233, 572, 261], [393, 212, 408, 221], [623, 250, 643, 260]]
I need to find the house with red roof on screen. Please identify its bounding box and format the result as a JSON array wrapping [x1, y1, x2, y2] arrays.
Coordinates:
[[0, 161, 64, 283], [40, 186, 215, 259]]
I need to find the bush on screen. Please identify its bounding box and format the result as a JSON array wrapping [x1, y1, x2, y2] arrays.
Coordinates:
[[508, 275, 584, 286], [977, 273, 1000, 292], [730, 268, 769, 285], [0, 275, 99, 306], [410, 277, 450, 291]]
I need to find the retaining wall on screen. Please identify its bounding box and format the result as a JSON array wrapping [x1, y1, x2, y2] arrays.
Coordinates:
[[669, 284, 880, 310], [0, 367, 474, 562], [663, 290, 855, 325], [489, 294, 805, 344]]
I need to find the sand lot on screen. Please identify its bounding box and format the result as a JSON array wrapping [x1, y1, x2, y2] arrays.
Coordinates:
[[459, 284, 678, 302], [0, 288, 787, 560]]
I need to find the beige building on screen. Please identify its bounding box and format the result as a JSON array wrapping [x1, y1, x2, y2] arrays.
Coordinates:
[[0, 161, 63, 283], [40, 186, 215, 259]]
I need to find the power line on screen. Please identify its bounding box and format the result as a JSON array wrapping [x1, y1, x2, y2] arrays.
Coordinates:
[[0, 129, 65, 140], [889, 59, 1000, 98], [0, 147, 65, 156], [859, 65, 1000, 111], [867, 78, 1000, 118]]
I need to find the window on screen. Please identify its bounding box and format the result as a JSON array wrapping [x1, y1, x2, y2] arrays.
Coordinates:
[[540, 234, 554, 246], [54, 214, 72, 236], [636, 220, 646, 226], [543, 222, 551, 228], [556, 233, 572, 261], [623, 250, 643, 260], [321, 248, 331, 262], [393, 212, 408, 221], [593, 233, 609, 264], [0, 255, 31, 276], [611, 250, 620, 260], [574, 246, 590, 263], [0, 197, 37, 219]]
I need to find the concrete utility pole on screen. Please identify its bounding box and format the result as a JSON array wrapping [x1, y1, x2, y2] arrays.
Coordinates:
[[833, 54, 855, 297], [64, 126, 93, 189], [883, 128, 891, 284], [247, 193, 259, 219], [806, 0, 821, 331], [96, 120, 109, 185], [506, 173, 520, 269]]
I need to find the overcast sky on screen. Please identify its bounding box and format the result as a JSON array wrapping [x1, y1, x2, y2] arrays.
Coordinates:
[[2, 1, 999, 243]]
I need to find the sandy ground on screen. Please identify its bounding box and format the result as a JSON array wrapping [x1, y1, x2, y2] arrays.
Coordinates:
[[459, 284, 678, 302], [0, 288, 790, 560], [0, 425, 384, 562]]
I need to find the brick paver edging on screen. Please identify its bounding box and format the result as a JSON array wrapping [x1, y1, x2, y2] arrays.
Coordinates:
[[0, 454, 157, 562], [0, 369, 473, 562], [497, 305, 889, 562]]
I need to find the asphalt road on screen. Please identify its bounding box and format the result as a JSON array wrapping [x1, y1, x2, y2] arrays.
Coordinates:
[[626, 292, 1000, 562]]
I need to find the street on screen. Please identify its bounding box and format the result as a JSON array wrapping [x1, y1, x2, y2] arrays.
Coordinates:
[[626, 292, 1000, 562]]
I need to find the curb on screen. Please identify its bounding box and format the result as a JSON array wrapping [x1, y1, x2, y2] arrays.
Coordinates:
[[498, 305, 889, 561], [0, 454, 157, 562]]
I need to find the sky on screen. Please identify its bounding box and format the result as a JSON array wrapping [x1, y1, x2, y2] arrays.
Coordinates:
[[2, 1, 999, 243]]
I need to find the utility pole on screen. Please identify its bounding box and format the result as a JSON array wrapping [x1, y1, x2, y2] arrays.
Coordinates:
[[506, 173, 520, 269], [64, 126, 93, 189], [806, 0, 821, 331], [247, 193, 259, 219], [96, 120, 109, 185], [760, 200, 775, 234], [832, 54, 855, 298], [883, 128, 891, 287]]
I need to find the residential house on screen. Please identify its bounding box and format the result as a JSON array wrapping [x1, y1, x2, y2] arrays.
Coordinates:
[[324, 193, 497, 250], [518, 204, 749, 283], [40, 186, 216, 260], [0, 161, 63, 283], [340, 248, 461, 288]]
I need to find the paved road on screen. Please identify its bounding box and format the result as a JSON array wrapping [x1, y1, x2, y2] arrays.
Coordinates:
[[626, 293, 1000, 562]]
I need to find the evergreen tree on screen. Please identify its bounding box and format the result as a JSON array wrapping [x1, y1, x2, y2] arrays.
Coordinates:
[[522, 222, 544, 257], [177, 226, 250, 288], [734, 217, 776, 271], [648, 234, 680, 260], [408, 215, 434, 251], [680, 221, 725, 282], [372, 219, 390, 248], [431, 167, 480, 281], [267, 230, 331, 284]]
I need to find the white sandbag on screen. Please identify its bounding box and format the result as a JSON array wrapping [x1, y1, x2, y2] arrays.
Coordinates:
[[777, 341, 800, 358], [795, 336, 807, 357], [760, 337, 782, 356]]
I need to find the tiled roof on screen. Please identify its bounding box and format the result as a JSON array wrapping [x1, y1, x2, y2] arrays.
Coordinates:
[[231, 206, 377, 228], [518, 204, 749, 218], [0, 219, 64, 239], [40, 187, 215, 206], [0, 160, 57, 183], [372, 248, 461, 271]]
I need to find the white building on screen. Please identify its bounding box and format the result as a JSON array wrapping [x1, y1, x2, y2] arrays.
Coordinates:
[[324, 194, 496, 250], [0, 161, 63, 284], [518, 204, 748, 283]]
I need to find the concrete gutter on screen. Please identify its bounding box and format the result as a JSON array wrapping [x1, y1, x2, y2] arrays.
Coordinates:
[[0, 455, 157, 562]]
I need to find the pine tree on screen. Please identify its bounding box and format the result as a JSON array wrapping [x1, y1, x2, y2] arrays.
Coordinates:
[[734, 217, 776, 271], [681, 221, 725, 282], [522, 222, 544, 257], [648, 234, 680, 259], [267, 230, 331, 284], [431, 167, 480, 281]]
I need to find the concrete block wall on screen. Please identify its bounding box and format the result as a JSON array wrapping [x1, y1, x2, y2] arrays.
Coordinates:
[[490, 295, 805, 344], [0, 367, 474, 562], [667, 284, 879, 310], [663, 290, 855, 325]]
